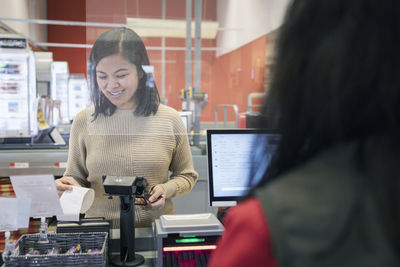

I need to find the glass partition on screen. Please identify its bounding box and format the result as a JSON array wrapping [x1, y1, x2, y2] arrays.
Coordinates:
[[85, 0, 289, 141]]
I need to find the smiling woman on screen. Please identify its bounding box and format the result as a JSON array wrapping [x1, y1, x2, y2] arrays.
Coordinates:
[[88, 27, 159, 118], [96, 54, 140, 109], [54, 27, 199, 228]]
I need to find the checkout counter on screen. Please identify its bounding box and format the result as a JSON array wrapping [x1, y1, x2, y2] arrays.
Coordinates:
[[0, 146, 213, 214], [0, 146, 219, 266]]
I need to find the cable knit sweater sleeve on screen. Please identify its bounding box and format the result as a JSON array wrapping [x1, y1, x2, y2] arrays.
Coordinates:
[[63, 108, 91, 187]]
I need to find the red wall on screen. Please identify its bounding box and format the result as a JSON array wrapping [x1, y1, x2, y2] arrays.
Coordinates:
[[46, 0, 266, 121], [47, 0, 87, 75], [208, 36, 266, 121]]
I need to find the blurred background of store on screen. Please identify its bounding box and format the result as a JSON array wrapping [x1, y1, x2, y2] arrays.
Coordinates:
[[0, 0, 289, 140]]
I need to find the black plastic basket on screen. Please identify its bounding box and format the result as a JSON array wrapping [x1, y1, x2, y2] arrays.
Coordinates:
[[4, 232, 108, 267]]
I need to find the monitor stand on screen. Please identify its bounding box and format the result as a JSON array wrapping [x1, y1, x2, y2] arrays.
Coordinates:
[[111, 195, 144, 267]]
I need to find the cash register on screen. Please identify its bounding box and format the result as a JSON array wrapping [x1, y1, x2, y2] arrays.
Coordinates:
[[153, 213, 223, 267]]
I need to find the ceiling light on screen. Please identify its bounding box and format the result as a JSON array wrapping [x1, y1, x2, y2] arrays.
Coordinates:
[[126, 18, 218, 39]]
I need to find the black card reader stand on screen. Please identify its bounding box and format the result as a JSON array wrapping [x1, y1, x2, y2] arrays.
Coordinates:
[[113, 195, 144, 266], [103, 176, 148, 267]]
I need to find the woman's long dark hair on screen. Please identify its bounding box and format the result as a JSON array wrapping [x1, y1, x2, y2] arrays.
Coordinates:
[[249, 0, 400, 250], [88, 27, 160, 119]]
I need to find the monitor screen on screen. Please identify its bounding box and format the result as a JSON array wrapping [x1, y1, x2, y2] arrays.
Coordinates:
[[207, 129, 280, 207], [178, 111, 192, 133], [0, 49, 37, 138]]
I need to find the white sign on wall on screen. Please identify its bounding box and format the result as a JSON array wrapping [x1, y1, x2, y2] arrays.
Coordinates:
[[216, 0, 291, 57]]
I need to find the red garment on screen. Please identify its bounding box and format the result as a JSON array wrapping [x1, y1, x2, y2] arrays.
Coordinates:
[[208, 198, 278, 267]]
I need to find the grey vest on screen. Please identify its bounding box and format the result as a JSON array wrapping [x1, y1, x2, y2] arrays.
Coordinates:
[[256, 140, 399, 267]]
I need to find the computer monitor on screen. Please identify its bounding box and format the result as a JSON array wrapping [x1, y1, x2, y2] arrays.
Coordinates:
[[207, 129, 280, 207], [178, 111, 192, 133]]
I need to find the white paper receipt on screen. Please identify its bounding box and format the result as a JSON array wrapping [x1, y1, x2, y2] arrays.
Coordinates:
[[58, 186, 95, 221], [10, 174, 63, 218]]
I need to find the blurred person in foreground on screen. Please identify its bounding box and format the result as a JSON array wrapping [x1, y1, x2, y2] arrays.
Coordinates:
[[209, 0, 400, 266]]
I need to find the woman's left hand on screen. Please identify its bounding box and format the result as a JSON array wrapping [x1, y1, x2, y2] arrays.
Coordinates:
[[147, 185, 166, 210]]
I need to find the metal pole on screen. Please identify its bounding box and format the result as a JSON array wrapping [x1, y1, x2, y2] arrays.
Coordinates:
[[224, 107, 227, 127], [161, 0, 166, 104], [185, 0, 192, 92], [193, 0, 202, 146], [194, 0, 202, 93]]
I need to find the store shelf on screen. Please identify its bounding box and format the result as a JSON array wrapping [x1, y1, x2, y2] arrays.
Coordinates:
[[0, 148, 69, 177], [0, 147, 208, 178]]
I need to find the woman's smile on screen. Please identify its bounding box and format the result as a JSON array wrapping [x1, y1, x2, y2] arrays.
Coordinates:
[[106, 89, 126, 98]]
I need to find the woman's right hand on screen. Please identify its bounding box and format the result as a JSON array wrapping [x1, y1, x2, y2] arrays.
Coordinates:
[[55, 176, 81, 196]]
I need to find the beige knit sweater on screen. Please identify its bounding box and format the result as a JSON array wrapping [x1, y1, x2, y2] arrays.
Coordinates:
[[64, 104, 198, 228]]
